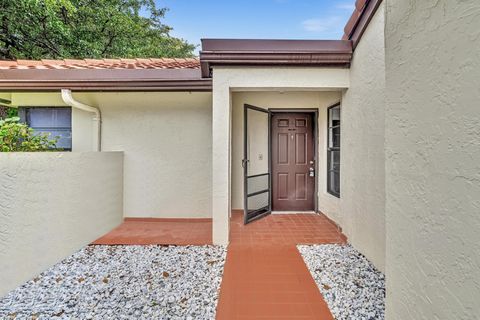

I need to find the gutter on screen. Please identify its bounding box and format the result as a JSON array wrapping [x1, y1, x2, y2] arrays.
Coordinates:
[[61, 89, 102, 151]]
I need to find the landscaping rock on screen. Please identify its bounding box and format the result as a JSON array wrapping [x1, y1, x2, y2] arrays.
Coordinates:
[[298, 244, 385, 320], [0, 245, 227, 320]]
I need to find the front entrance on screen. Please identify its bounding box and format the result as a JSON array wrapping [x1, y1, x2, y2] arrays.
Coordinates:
[[243, 105, 317, 224], [271, 112, 315, 211]]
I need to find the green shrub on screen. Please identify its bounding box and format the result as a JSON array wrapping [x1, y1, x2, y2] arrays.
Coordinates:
[[0, 117, 59, 152]]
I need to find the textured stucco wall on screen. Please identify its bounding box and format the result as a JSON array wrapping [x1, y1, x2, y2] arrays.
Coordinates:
[[231, 91, 342, 220], [385, 1, 480, 319], [11, 92, 213, 218], [98, 92, 213, 218], [341, 2, 386, 272], [0, 152, 123, 297], [72, 107, 95, 152]]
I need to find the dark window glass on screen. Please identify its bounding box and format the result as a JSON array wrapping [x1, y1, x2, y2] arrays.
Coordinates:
[[327, 104, 340, 197], [19, 107, 72, 150]]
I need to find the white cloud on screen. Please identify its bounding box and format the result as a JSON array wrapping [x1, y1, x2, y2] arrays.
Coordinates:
[[301, 16, 342, 33], [336, 2, 355, 10]]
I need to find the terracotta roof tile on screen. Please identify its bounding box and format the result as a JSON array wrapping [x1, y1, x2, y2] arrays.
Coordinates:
[[0, 58, 200, 70], [120, 58, 137, 63], [0, 60, 17, 67], [63, 59, 87, 65], [41, 59, 65, 65], [17, 60, 43, 66], [83, 59, 104, 64]]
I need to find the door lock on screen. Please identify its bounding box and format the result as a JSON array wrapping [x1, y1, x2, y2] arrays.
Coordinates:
[[309, 167, 315, 177]]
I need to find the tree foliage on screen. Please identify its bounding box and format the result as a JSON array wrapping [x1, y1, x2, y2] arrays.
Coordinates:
[[0, 106, 17, 120], [0, 117, 59, 152], [0, 0, 195, 60]]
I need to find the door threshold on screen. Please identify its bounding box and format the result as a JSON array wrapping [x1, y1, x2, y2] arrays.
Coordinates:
[[271, 211, 316, 214]]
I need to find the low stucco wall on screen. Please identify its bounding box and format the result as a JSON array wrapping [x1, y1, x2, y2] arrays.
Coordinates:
[[0, 152, 123, 297], [385, 1, 480, 319], [340, 2, 386, 272]]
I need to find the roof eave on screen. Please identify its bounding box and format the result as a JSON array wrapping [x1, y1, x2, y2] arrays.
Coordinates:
[[343, 0, 384, 49], [199, 39, 353, 78], [0, 79, 212, 92], [0, 68, 211, 92]]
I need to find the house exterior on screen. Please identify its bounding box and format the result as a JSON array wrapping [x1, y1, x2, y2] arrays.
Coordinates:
[[1, 0, 479, 319]]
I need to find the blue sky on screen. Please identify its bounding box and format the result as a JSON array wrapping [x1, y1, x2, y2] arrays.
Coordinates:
[[155, 0, 355, 53]]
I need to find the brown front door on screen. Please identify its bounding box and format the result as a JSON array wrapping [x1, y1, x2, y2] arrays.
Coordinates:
[[272, 112, 315, 211]]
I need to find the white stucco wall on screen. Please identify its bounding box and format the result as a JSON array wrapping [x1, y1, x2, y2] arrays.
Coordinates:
[[72, 107, 95, 152], [340, 2, 386, 272], [0, 152, 123, 297], [11, 92, 213, 219], [231, 91, 342, 219], [98, 92, 213, 218], [385, 1, 480, 319]]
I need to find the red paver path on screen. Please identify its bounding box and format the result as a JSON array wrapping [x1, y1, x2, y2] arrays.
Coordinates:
[[92, 218, 212, 245], [216, 212, 346, 320]]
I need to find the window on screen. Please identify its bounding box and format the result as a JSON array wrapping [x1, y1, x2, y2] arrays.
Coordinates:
[[327, 104, 340, 197], [19, 107, 72, 150]]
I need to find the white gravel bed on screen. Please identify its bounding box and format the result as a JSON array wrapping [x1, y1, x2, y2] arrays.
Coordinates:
[[298, 244, 385, 320], [0, 245, 227, 320]]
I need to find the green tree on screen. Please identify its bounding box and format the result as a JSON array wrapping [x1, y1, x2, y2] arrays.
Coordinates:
[[0, 0, 195, 60], [0, 117, 59, 152], [0, 106, 17, 120]]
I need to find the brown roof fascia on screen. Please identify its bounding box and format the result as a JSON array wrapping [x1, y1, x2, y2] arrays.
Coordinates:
[[343, 0, 383, 49], [0, 80, 212, 92], [199, 39, 352, 78], [0, 68, 212, 92]]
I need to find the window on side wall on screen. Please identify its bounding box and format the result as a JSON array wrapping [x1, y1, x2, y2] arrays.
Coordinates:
[[18, 107, 72, 151], [327, 103, 340, 198]]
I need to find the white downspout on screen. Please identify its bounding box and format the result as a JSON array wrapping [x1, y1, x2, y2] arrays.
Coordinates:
[[61, 89, 102, 151]]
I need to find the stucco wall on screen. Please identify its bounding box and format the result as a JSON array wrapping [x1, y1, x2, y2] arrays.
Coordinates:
[[231, 91, 342, 219], [385, 1, 480, 319], [340, 2, 386, 272], [72, 107, 95, 152], [11, 92, 213, 218], [98, 92, 212, 218], [0, 152, 123, 297]]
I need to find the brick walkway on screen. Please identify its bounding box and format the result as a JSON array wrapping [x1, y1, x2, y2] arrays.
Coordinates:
[[216, 212, 346, 320]]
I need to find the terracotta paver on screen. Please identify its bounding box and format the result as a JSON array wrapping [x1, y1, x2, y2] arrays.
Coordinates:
[[216, 212, 346, 320], [92, 218, 212, 245]]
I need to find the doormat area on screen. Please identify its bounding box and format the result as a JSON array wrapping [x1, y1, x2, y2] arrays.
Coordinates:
[[298, 244, 385, 320]]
